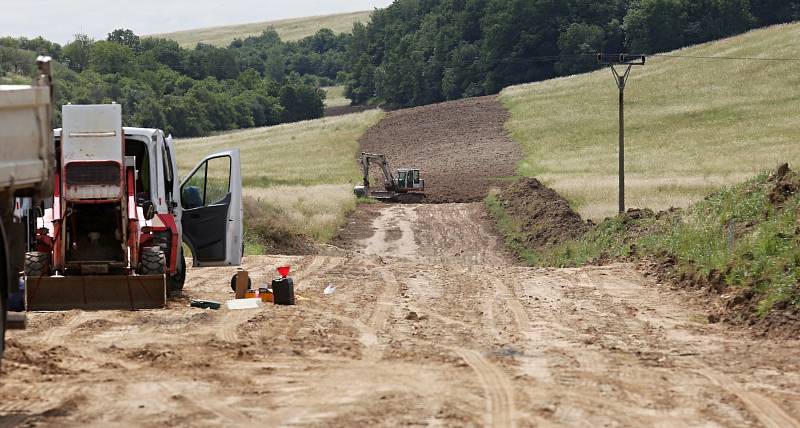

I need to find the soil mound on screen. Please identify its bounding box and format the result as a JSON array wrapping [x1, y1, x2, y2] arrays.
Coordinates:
[[767, 162, 798, 206], [497, 177, 589, 248], [358, 95, 522, 203]]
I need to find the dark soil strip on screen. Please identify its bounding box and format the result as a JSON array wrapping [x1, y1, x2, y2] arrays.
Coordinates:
[[358, 95, 523, 203], [324, 105, 375, 117]]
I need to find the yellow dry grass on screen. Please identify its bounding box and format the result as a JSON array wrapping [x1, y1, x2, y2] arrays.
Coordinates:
[[176, 110, 384, 246], [244, 184, 355, 241], [501, 23, 800, 220], [152, 11, 372, 47]]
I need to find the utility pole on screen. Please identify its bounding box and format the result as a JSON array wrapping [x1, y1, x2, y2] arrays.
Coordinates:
[[598, 53, 645, 213]]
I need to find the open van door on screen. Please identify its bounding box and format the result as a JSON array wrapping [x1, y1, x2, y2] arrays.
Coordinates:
[[179, 149, 243, 267]]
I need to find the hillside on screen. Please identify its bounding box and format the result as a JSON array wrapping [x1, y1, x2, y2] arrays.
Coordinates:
[[175, 109, 383, 253], [153, 10, 372, 47], [501, 23, 800, 220]]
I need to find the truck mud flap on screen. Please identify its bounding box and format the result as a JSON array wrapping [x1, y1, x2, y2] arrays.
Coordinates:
[[25, 275, 167, 311]]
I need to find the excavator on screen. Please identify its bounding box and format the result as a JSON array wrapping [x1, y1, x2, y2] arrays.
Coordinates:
[[353, 152, 425, 203]]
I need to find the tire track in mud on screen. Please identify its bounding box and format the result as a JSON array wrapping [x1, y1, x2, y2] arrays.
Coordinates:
[[561, 267, 800, 427], [448, 271, 521, 427], [0, 385, 84, 414], [693, 366, 800, 428], [455, 348, 516, 428], [361, 269, 399, 360], [39, 311, 93, 343], [157, 382, 252, 425], [0, 384, 88, 428], [489, 277, 531, 332]]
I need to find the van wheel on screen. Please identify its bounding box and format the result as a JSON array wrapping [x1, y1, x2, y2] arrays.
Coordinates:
[[167, 250, 186, 297], [24, 252, 51, 277], [138, 247, 166, 275]]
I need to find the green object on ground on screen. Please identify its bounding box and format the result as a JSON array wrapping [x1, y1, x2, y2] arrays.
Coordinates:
[[190, 299, 222, 310]]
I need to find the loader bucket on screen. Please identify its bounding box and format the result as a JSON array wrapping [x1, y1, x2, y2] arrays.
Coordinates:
[[25, 275, 167, 311]]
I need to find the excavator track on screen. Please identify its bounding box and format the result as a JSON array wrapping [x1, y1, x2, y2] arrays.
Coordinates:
[[368, 191, 426, 204], [393, 193, 426, 203]]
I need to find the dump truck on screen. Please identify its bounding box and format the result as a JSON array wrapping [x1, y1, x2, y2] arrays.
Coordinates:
[[353, 152, 425, 203], [0, 57, 55, 360], [25, 104, 244, 311]]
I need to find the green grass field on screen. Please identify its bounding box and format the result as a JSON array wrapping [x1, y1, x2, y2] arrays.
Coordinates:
[[501, 23, 800, 220], [323, 86, 351, 108], [153, 11, 372, 47], [176, 110, 384, 252]]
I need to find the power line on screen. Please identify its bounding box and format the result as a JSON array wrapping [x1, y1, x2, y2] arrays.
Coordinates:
[[648, 53, 800, 62]]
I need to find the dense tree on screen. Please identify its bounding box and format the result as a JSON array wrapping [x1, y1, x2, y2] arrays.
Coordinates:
[[89, 41, 135, 75], [108, 28, 141, 53], [61, 33, 93, 72], [279, 82, 325, 122], [343, 0, 786, 107], [749, 0, 800, 25], [1, 28, 327, 137], [556, 23, 606, 75]]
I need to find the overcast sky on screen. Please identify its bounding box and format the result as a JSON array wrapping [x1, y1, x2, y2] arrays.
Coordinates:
[[0, 0, 394, 43]]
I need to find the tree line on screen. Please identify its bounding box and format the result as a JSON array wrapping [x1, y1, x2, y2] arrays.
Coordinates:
[[3, 0, 797, 129], [341, 0, 800, 107], [0, 28, 348, 137]]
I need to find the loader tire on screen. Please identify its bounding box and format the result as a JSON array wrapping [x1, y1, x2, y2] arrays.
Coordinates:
[[24, 252, 51, 277], [138, 247, 166, 275], [167, 250, 186, 298]]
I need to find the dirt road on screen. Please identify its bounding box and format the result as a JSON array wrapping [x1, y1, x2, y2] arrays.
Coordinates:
[[2, 203, 800, 427]]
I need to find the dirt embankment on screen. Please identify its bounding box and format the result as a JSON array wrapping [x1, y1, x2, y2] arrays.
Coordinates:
[[494, 177, 590, 248], [493, 169, 800, 339], [358, 95, 522, 203]]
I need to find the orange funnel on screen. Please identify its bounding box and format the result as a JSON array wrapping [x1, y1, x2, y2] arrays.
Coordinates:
[[277, 265, 291, 278]]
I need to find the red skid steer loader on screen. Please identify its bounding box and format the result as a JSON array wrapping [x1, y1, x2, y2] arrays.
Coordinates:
[[24, 104, 243, 310]]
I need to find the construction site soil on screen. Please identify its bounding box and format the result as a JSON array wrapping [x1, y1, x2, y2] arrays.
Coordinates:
[[358, 95, 522, 203], [3, 203, 800, 427]]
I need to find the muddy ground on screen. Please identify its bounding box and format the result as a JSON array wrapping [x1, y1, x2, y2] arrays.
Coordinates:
[[2, 203, 800, 427], [358, 96, 523, 203]]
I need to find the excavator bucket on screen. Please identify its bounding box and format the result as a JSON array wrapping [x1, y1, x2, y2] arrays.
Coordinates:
[[25, 275, 166, 311]]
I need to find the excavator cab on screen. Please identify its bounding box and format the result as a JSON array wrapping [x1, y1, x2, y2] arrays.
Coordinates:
[[396, 168, 423, 191]]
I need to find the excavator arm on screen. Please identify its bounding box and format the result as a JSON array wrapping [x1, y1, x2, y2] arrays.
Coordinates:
[[360, 152, 396, 192]]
